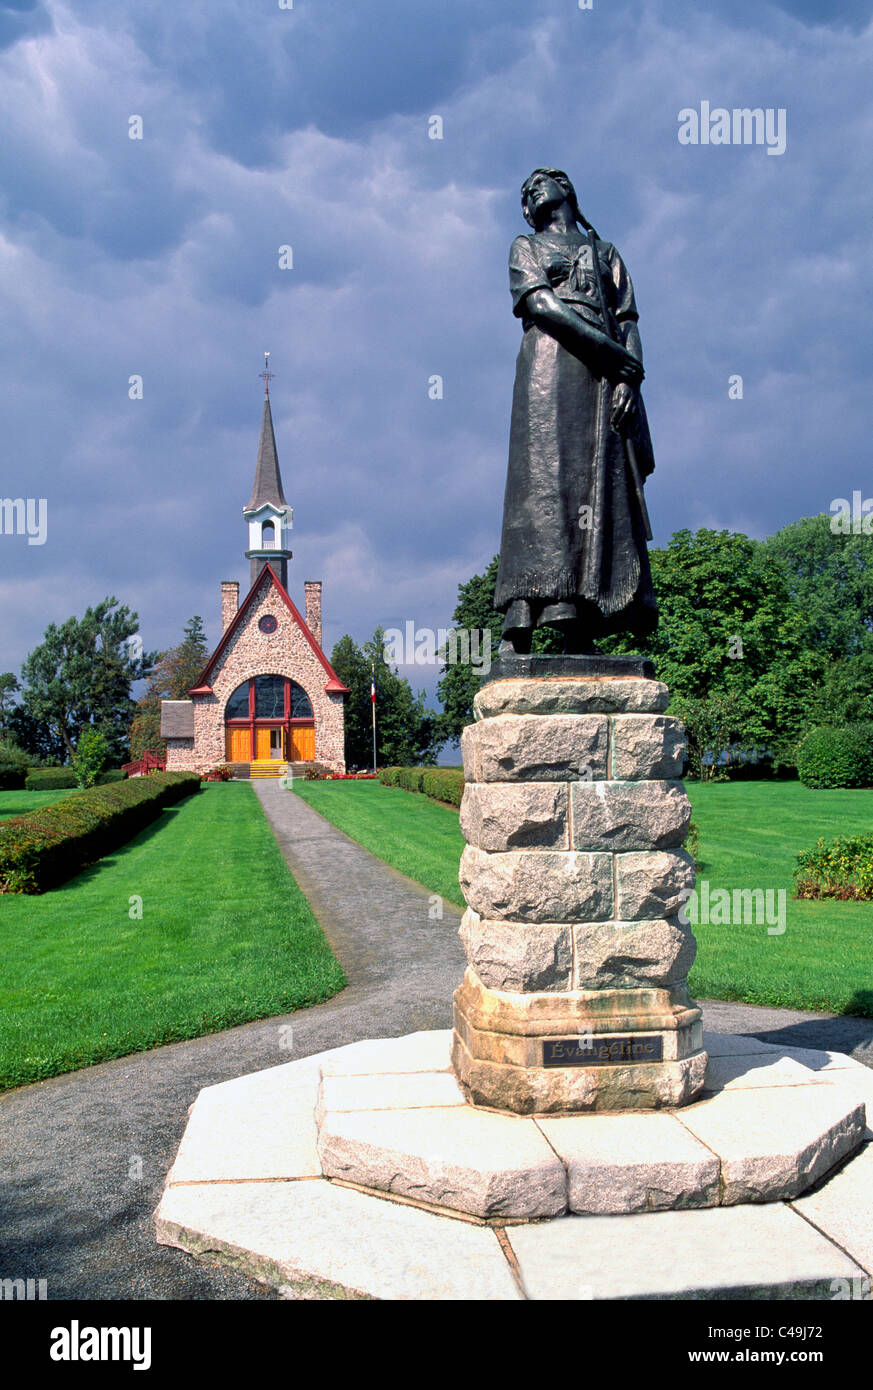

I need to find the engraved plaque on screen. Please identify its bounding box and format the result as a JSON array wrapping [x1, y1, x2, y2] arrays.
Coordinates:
[[542, 1035, 664, 1068]]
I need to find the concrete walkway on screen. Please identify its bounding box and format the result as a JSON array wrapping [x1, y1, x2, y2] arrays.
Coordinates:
[[2, 782, 871, 1300]]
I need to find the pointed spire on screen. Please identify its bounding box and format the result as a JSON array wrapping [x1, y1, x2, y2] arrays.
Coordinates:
[[246, 354, 288, 510]]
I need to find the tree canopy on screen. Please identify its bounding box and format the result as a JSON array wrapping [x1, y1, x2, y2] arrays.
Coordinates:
[[20, 598, 155, 764], [330, 627, 439, 769]]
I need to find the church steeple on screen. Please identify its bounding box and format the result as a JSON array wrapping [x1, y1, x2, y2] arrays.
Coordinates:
[[243, 354, 293, 588]]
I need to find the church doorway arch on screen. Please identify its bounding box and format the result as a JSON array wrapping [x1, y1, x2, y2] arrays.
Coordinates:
[[224, 675, 315, 762]]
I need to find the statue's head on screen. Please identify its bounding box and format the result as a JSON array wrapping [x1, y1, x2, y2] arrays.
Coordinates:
[[521, 167, 585, 230]]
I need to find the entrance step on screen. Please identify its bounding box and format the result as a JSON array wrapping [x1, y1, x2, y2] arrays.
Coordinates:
[[249, 759, 287, 779]]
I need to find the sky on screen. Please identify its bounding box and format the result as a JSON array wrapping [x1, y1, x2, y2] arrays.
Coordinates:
[[1, 0, 872, 717]]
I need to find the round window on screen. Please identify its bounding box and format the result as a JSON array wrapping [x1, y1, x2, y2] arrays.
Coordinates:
[[258, 615, 278, 634]]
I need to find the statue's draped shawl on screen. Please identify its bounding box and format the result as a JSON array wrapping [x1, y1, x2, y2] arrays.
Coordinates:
[[494, 229, 657, 633]]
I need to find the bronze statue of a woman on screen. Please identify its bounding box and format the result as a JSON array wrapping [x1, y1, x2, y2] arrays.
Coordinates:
[[495, 168, 658, 654]]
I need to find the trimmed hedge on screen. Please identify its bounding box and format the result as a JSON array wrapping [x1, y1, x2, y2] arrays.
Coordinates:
[[378, 765, 464, 808], [24, 767, 127, 791], [795, 833, 873, 901], [0, 771, 201, 894], [797, 724, 873, 789]]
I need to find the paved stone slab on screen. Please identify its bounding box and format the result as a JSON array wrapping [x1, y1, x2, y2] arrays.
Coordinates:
[[675, 1085, 865, 1204], [505, 1203, 868, 1300], [536, 1112, 719, 1214], [168, 1056, 325, 1184], [156, 1178, 521, 1301], [704, 1052, 837, 1092], [702, 1031, 785, 1058], [317, 1105, 567, 1220], [318, 1070, 466, 1116], [822, 1067, 873, 1141], [320, 1030, 452, 1077], [792, 1142, 873, 1279]]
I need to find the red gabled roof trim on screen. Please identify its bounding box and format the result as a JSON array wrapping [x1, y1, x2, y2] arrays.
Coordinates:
[[189, 564, 350, 696]]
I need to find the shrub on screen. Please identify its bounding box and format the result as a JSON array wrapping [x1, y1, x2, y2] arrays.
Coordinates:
[[420, 768, 464, 807], [72, 727, 109, 789], [795, 833, 873, 901], [797, 723, 873, 789], [397, 767, 427, 793], [0, 771, 200, 894], [97, 769, 127, 784], [378, 767, 403, 787], [0, 742, 30, 791], [379, 764, 464, 807], [25, 768, 77, 790]]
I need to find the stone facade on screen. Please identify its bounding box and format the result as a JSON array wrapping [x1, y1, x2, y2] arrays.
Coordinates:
[[164, 565, 346, 775], [304, 581, 323, 647], [451, 671, 706, 1115]]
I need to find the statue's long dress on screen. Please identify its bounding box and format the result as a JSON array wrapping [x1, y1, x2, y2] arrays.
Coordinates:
[[494, 229, 658, 636]]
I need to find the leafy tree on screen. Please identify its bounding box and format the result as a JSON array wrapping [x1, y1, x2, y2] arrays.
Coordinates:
[[761, 515, 873, 726], [0, 673, 19, 733], [330, 627, 439, 769], [72, 727, 109, 788], [21, 598, 155, 764], [129, 616, 210, 761], [602, 528, 820, 760], [4, 704, 67, 765]]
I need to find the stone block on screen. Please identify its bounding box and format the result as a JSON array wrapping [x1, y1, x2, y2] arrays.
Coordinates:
[[317, 1105, 567, 1220], [459, 845, 613, 922], [459, 908, 573, 992], [572, 917, 697, 989], [793, 1142, 873, 1279], [320, 1030, 452, 1078], [460, 783, 568, 851], [571, 780, 690, 851], [537, 1111, 720, 1214], [610, 714, 686, 780], [505, 1203, 868, 1300], [615, 850, 696, 920], [461, 714, 608, 782], [474, 676, 669, 720], [675, 1085, 866, 1204], [157, 1177, 521, 1301]]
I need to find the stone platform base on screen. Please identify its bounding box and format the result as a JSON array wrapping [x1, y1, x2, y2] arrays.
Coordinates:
[[155, 1030, 873, 1300]]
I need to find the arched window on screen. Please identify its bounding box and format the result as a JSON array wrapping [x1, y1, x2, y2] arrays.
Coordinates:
[[224, 682, 250, 720], [225, 677, 313, 722], [262, 522, 276, 548]]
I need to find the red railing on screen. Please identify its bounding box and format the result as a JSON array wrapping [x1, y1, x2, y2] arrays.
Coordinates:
[[121, 750, 167, 777]]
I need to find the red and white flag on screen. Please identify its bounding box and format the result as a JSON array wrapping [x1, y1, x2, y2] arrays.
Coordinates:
[[370, 674, 376, 705]]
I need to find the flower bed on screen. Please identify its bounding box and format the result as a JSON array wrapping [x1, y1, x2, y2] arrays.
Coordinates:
[[794, 833, 873, 901]]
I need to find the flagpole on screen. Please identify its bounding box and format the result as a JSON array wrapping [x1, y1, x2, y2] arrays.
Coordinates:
[[371, 662, 377, 773]]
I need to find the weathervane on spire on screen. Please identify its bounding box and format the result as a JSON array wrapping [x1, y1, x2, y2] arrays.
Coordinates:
[[259, 351, 275, 398]]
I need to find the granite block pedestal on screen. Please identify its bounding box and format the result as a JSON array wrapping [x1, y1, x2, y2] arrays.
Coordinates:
[[452, 657, 707, 1113]]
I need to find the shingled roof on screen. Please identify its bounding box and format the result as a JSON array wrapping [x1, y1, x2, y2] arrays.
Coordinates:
[[160, 700, 195, 738], [245, 393, 288, 511]]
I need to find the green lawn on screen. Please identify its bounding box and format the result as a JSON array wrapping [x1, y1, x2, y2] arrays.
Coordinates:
[[0, 788, 76, 819], [293, 778, 873, 1018], [0, 782, 346, 1091]]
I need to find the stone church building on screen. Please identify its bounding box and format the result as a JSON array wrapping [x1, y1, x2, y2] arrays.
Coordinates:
[[160, 379, 348, 777]]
